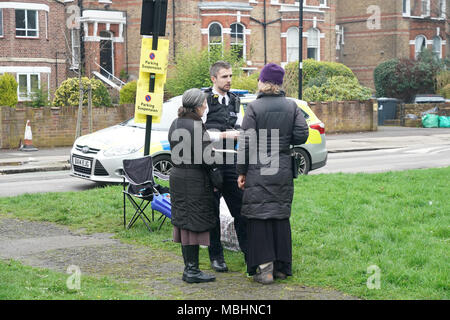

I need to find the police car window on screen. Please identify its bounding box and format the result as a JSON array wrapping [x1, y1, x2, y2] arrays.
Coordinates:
[[300, 108, 310, 119]]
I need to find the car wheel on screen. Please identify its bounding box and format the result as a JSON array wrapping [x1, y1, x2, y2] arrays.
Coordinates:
[[293, 148, 310, 175], [152, 154, 173, 179]]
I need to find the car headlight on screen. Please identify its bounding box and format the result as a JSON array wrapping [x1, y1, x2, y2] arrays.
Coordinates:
[[103, 145, 143, 157]]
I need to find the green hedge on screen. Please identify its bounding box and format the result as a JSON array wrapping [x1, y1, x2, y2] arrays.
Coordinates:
[[284, 59, 357, 98], [373, 59, 399, 98], [53, 77, 112, 107], [303, 76, 372, 102], [165, 46, 245, 97], [374, 50, 447, 102], [0, 73, 18, 108], [119, 81, 137, 104], [231, 72, 259, 94]]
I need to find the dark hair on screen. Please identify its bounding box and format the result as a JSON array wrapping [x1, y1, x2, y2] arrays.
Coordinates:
[[178, 88, 206, 117], [210, 61, 232, 78]]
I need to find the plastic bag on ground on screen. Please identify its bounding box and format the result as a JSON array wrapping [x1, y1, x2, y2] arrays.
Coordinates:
[[404, 114, 418, 120], [421, 106, 439, 117], [438, 116, 450, 128], [422, 114, 439, 128]]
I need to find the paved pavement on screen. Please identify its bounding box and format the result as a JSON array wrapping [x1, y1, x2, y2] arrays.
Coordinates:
[[1, 126, 450, 175]]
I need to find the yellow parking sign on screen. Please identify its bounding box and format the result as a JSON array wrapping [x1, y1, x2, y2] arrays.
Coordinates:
[[135, 91, 164, 117], [135, 110, 161, 124], [137, 72, 166, 93], [139, 38, 169, 74]]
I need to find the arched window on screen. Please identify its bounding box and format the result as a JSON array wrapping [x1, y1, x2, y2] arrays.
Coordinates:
[[231, 23, 245, 59], [415, 35, 427, 59], [208, 22, 223, 54], [287, 27, 299, 62], [307, 28, 319, 60], [433, 36, 442, 59]]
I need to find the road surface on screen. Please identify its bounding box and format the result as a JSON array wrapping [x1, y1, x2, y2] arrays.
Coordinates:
[[1, 143, 449, 197]]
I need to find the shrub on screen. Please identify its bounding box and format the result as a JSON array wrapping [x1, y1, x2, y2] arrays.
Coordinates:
[[440, 84, 450, 99], [303, 76, 372, 102], [0, 73, 18, 108], [53, 77, 112, 107], [436, 70, 450, 95], [119, 81, 137, 104], [231, 72, 259, 93], [284, 59, 357, 98], [373, 59, 400, 98], [374, 49, 448, 102], [29, 87, 50, 108], [165, 46, 245, 97]]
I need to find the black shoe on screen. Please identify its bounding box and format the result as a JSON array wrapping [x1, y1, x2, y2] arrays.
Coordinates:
[[183, 264, 216, 283], [211, 259, 228, 272], [181, 245, 215, 283]]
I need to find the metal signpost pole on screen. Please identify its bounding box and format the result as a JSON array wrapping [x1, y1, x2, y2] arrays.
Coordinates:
[[298, 0, 304, 100], [143, 0, 162, 156]]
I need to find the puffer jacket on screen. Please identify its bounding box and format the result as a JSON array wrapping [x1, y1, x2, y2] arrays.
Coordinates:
[[168, 111, 217, 232], [236, 91, 309, 220]]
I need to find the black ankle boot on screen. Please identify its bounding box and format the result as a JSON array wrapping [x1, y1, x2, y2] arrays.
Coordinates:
[[181, 245, 215, 283]]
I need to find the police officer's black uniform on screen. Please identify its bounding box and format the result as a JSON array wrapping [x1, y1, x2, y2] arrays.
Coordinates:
[[203, 87, 248, 271]]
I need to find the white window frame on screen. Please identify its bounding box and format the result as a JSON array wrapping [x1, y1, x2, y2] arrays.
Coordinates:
[[439, 0, 446, 18], [402, 0, 411, 16], [286, 27, 299, 62], [230, 22, 246, 60], [0, 8, 3, 37], [307, 28, 320, 61], [319, 0, 327, 7], [208, 22, 223, 53], [17, 73, 40, 101], [71, 29, 80, 70], [415, 35, 427, 59], [432, 36, 442, 59], [15, 9, 39, 38], [421, 0, 430, 17]]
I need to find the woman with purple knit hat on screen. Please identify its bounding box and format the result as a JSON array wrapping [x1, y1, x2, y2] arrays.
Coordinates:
[[236, 63, 309, 284]]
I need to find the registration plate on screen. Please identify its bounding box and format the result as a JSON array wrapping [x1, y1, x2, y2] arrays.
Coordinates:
[[72, 156, 92, 169]]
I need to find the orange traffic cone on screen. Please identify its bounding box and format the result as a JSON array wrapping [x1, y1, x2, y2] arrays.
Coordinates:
[[20, 120, 38, 151]]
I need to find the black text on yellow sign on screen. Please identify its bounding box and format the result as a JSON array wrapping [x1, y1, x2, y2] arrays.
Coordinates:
[[139, 38, 169, 74], [134, 38, 169, 123]]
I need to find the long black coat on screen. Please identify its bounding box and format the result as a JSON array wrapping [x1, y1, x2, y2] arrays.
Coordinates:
[[236, 92, 309, 220], [168, 112, 216, 232]]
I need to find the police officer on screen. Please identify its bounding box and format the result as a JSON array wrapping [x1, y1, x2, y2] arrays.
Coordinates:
[[202, 61, 248, 272]]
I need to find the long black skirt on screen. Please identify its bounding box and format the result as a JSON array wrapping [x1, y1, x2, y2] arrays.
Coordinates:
[[247, 218, 292, 276]]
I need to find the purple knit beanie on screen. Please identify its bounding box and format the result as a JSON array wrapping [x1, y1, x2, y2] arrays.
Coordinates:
[[258, 63, 285, 85]]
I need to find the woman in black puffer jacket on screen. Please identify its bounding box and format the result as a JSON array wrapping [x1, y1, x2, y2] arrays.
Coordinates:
[[168, 88, 220, 284], [237, 63, 309, 284]]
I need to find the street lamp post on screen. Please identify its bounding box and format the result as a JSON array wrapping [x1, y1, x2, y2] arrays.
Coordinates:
[[298, 0, 304, 100]]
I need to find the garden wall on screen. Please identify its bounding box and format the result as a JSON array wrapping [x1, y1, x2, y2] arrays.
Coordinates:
[[0, 105, 135, 149], [309, 100, 378, 133], [0, 100, 377, 149], [395, 102, 450, 127]]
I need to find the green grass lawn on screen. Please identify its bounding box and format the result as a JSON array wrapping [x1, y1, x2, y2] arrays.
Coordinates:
[[0, 167, 448, 299], [0, 259, 152, 300]]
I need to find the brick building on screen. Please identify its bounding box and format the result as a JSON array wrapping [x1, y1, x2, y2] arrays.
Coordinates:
[[336, 0, 448, 87], [1, 0, 448, 100], [67, 0, 336, 82], [0, 0, 68, 101]]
